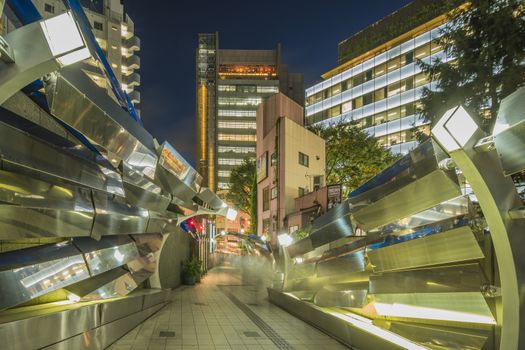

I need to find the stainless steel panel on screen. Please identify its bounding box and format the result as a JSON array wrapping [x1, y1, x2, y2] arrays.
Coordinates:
[[81, 270, 139, 301], [367, 226, 484, 272], [371, 292, 495, 325], [0, 253, 90, 310], [131, 233, 163, 254], [123, 180, 171, 213], [317, 250, 366, 277], [369, 264, 483, 294], [494, 85, 525, 133], [41, 302, 166, 350], [353, 170, 461, 231], [91, 191, 149, 238], [0, 121, 120, 195], [158, 141, 202, 193], [314, 285, 368, 308], [0, 169, 94, 239], [388, 321, 489, 350], [154, 165, 197, 209], [99, 293, 144, 325], [0, 302, 101, 349], [146, 211, 171, 234], [74, 236, 140, 276], [308, 201, 355, 249], [142, 289, 172, 309], [287, 262, 316, 281], [494, 118, 525, 176], [64, 267, 130, 299], [46, 72, 158, 180], [287, 237, 313, 258], [196, 187, 225, 210]]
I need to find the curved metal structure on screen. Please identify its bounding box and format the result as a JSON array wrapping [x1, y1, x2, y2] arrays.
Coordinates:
[[271, 87, 525, 350], [0, 2, 230, 348]]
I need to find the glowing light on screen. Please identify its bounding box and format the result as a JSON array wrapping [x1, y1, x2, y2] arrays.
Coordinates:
[[277, 234, 293, 247], [67, 293, 81, 302], [113, 250, 125, 262], [432, 106, 479, 152], [294, 257, 304, 264]]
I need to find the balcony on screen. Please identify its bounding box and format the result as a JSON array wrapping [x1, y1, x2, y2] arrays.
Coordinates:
[[128, 89, 141, 104], [125, 35, 140, 51], [124, 55, 140, 69], [124, 72, 141, 87]]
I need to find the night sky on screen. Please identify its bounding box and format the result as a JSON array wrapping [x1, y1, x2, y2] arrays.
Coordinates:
[[124, 0, 412, 167]]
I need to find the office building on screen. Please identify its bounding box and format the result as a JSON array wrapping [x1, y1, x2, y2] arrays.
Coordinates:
[[256, 93, 325, 244], [196, 32, 303, 192], [27, 0, 141, 114], [305, 0, 455, 154]]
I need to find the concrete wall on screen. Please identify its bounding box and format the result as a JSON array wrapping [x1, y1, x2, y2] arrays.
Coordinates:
[[157, 228, 191, 289]]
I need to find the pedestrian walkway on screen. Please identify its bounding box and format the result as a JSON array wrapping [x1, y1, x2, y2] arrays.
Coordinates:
[[108, 262, 349, 350]]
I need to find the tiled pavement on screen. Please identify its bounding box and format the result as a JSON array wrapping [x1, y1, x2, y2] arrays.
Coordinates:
[[108, 262, 349, 350]]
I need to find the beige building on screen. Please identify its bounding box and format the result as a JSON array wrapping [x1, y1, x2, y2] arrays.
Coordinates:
[[256, 93, 325, 244], [3, 0, 142, 113]]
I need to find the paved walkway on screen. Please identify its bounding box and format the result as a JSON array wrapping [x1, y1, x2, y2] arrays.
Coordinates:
[[108, 260, 348, 350]]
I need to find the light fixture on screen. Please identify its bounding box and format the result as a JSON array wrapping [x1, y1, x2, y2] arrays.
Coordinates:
[[67, 293, 81, 302], [432, 106, 479, 152], [277, 233, 293, 247], [40, 12, 91, 67]]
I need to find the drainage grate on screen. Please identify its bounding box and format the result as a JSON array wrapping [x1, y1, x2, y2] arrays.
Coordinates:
[[221, 289, 295, 350], [159, 331, 175, 338], [243, 331, 261, 338]]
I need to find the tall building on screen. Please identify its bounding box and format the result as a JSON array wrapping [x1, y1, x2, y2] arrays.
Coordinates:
[[305, 0, 455, 154], [28, 0, 141, 114], [196, 32, 304, 192], [256, 93, 325, 244]]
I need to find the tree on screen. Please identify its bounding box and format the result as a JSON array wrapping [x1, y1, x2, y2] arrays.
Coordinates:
[[225, 158, 257, 231], [418, 0, 525, 132], [309, 120, 399, 195]]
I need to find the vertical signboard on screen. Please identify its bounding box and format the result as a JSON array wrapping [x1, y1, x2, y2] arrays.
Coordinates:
[[327, 184, 342, 211]]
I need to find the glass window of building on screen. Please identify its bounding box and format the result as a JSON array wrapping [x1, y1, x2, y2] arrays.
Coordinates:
[[363, 92, 374, 106], [298, 152, 309, 167], [218, 170, 231, 178], [342, 100, 353, 113], [44, 3, 55, 13], [218, 121, 257, 129], [342, 79, 352, 91], [375, 112, 386, 125], [374, 63, 387, 77], [218, 158, 244, 166], [354, 96, 364, 109], [364, 68, 374, 82], [330, 83, 341, 96], [263, 187, 270, 211], [430, 40, 442, 55], [257, 86, 279, 93], [387, 56, 401, 73], [375, 87, 386, 101], [352, 73, 364, 86], [218, 109, 256, 117], [218, 85, 236, 92], [271, 152, 277, 166], [298, 187, 308, 197], [402, 51, 414, 65], [414, 72, 429, 87], [328, 105, 341, 118], [415, 43, 431, 59], [217, 133, 256, 142], [94, 21, 103, 31], [271, 186, 278, 199]]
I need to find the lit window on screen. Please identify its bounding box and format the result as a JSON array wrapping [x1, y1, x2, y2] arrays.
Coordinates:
[[257, 86, 279, 93], [218, 158, 245, 166], [217, 133, 256, 142], [218, 146, 255, 154], [218, 170, 231, 178], [263, 187, 270, 211], [218, 110, 256, 117], [218, 97, 262, 107], [218, 121, 257, 129]]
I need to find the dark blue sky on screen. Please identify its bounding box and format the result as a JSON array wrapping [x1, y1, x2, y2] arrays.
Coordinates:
[[124, 0, 412, 166]]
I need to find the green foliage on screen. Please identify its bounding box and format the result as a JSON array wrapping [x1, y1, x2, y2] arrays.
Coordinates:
[[225, 158, 256, 215], [182, 257, 202, 277], [250, 173, 257, 233], [309, 120, 399, 195], [418, 0, 525, 132], [291, 226, 311, 241]]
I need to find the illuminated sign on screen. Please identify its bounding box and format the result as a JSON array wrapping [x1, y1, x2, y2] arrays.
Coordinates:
[[159, 142, 190, 181], [219, 64, 277, 78], [256, 151, 268, 183], [327, 184, 342, 211]]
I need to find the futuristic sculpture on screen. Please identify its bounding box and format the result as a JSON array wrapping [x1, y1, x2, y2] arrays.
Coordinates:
[[270, 87, 525, 350], [0, 1, 230, 348]]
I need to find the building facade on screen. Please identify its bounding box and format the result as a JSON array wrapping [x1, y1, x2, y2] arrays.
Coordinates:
[[25, 0, 142, 113], [305, 0, 455, 154], [196, 32, 304, 192], [256, 93, 325, 244]]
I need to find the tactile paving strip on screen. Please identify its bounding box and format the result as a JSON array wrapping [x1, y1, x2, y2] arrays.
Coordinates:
[[220, 289, 295, 350]]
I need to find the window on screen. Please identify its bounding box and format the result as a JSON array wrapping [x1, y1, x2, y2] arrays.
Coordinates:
[[218, 158, 244, 166], [415, 43, 431, 59], [414, 72, 429, 87], [298, 152, 309, 167], [271, 152, 277, 166], [298, 187, 308, 197], [218, 85, 236, 92], [218, 97, 262, 106], [342, 100, 353, 113], [354, 96, 364, 109], [94, 21, 103, 31], [218, 110, 256, 117], [257, 85, 279, 93], [218, 121, 256, 129], [374, 63, 386, 77], [374, 87, 386, 101], [352, 73, 364, 86], [403, 51, 414, 65], [218, 170, 231, 178], [44, 3, 55, 13], [328, 105, 341, 118], [217, 133, 256, 142], [236, 85, 257, 93], [263, 187, 270, 211], [363, 92, 374, 106], [364, 69, 374, 82], [218, 182, 230, 190], [218, 146, 255, 154], [271, 186, 278, 199]]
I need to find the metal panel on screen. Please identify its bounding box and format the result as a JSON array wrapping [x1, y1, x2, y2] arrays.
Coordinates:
[[369, 264, 483, 294], [308, 201, 355, 249], [64, 266, 130, 299], [353, 170, 461, 231], [80, 270, 138, 301], [0, 302, 101, 350], [73, 236, 140, 276], [317, 250, 366, 277], [367, 226, 484, 272], [372, 292, 495, 325], [45, 72, 158, 179], [0, 253, 90, 310], [142, 289, 172, 309], [0, 121, 120, 195], [41, 302, 165, 350], [91, 191, 149, 238], [0, 169, 94, 239], [99, 294, 144, 325], [314, 285, 368, 308], [494, 119, 525, 176]]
